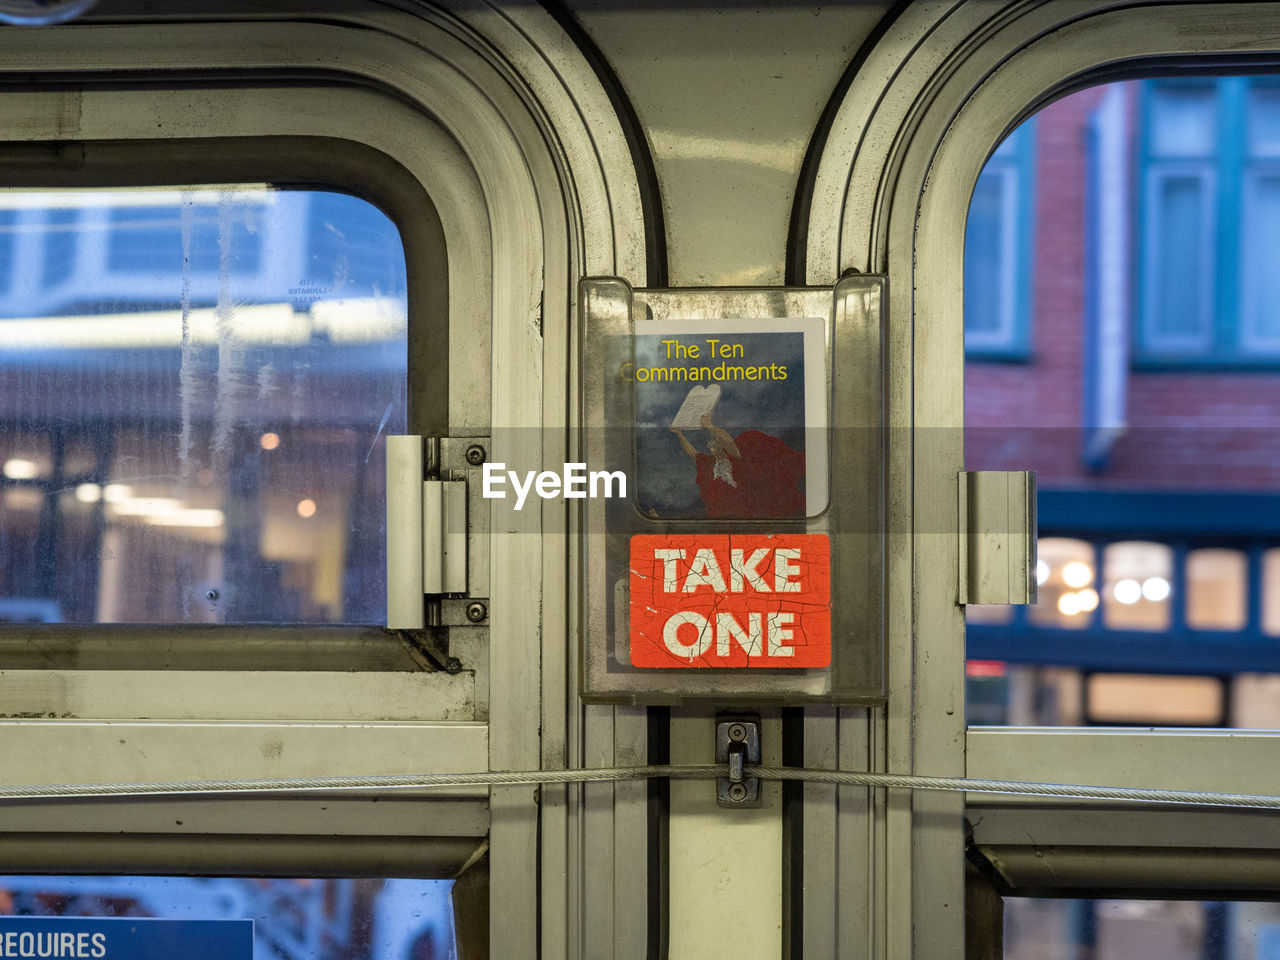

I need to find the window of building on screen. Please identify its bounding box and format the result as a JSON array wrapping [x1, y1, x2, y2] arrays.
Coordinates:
[[1139, 77, 1280, 364], [1086, 673, 1223, 725], [966, 532, 1276, 725], [1186, 547, 1247, 630], [1029, 537, 1097, 628], [1102, 541, 1173, 631], [0, 186, 408, 625], [1263, 548, 1280, 635], [963, 121, 1035, 358]]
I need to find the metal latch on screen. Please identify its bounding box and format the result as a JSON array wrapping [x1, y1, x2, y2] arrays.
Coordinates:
[[386, 435, 489, 629], [716, 717, 761, 807]]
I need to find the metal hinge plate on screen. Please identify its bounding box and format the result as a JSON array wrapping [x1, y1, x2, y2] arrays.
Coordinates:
[[716, 717, 761, 807], [958, 470, 1038, 606], [386, 435, 490, 629]]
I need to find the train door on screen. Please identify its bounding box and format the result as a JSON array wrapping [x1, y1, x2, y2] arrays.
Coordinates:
[[0, 4, 654, 959], [793, 3, 1280, 958]]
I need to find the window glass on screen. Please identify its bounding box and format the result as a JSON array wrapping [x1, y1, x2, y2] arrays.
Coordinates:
[[1186, 548, 1247, 630], [1086, 673, 1223, 725], [964, 174, 1010, 338], [0, 875, 454, 960], [1264, 549, 1280, 635], [1144, 171, 1213, 347], [0, 210, 15, 293], [966, 664, 1082, 726], [1102, 542, 1172, 630], [965, 76, 1280, 727], [0, 187, 407, 625], [1029, 538, 1097, 628], [1240, 173, 1280, 349], [1150, 84, 1217, 156], [963, 125, 1033, 356], [1248, 84, 1280, 156]]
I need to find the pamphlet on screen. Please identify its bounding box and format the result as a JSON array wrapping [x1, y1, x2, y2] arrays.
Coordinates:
[[628, 317, 828, 519]]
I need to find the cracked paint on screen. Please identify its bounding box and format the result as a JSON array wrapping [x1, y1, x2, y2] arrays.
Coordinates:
[[628, 532, 830, 668]]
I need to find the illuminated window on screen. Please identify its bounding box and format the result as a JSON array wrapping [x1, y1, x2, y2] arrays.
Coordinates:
[[1186, 547, 1247, 630], [1086, 673, 1223, 725], [1262, 548, 1280, 636], [1029, 538, 1097, 629], [1102, 541, 1173, 631]]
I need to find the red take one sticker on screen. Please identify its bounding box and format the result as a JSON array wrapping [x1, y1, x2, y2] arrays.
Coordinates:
[[629, 533, 831, 668]]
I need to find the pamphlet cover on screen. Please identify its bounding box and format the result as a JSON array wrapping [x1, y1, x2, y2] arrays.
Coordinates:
[[629, 318, 827, 519]]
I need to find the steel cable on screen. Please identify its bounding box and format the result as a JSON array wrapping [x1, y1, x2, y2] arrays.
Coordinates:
[[3, 765, 1280, 809]]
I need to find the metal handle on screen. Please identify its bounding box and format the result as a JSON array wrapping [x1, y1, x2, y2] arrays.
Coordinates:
[[386, 435, 425, 629]]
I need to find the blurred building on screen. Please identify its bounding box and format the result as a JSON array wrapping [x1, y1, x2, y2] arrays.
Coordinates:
[[966, 78, 1280, 730], [0, 189, 407, 627], [965, 78, 1280, 960]]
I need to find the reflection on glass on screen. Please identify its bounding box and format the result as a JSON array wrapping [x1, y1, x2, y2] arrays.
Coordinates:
[[1103, 542, 1172, 630], [0, 875, 454, 960], [1245, 87, 1280, 347], [1186, 548, 1247, 630], [1028, 538, 1095, 629], [1005, 898, 1280, 960], [1241, 174, 1280, 349], [0, 187, 408, 624]]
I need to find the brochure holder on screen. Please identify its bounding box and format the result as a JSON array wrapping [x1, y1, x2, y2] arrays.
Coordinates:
[[581, 277, 885, 704]]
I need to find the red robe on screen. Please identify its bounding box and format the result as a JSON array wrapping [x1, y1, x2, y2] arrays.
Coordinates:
[[694, 430, 806, 518]]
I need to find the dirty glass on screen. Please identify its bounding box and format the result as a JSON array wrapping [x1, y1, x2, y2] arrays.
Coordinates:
[[0, 875, 453, 960], [0, 187, 407, 624], [1005, 898, 1280, 960]]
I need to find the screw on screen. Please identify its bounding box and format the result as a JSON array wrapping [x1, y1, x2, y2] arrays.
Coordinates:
[[465, 601, 487, 623], [206, 589, 219, 601], [727, 783, 748, 802], [465, 444, 486, 466], [727, 722, 748, 742]]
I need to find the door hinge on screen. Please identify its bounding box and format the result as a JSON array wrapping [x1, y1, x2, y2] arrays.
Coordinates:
[[958, 470, 1037, 606], [386, 435, 490, 629]]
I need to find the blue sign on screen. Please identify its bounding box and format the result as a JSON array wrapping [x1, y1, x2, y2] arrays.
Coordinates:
[[0, 917, 252, 960]]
